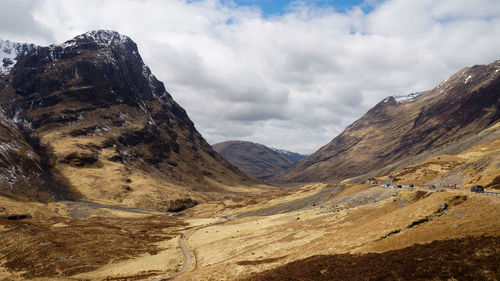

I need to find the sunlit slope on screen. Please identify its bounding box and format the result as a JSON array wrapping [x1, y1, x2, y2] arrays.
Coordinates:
[[275, 60, 500, 184]]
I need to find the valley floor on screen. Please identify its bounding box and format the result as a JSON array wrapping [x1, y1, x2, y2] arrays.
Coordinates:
[[0, 183, 499, 280]]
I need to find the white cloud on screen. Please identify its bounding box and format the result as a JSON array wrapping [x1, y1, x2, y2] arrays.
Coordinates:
[[0, 0, 54, 43], [0, 0, 499, 154]]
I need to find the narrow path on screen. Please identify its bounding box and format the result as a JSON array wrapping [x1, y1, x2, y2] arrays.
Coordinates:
[[153, 217, 233, 280], [152, 234, 191, 281]]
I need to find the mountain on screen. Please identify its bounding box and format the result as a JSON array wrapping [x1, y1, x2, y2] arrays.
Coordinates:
[[213, 140, 305, 180], [274, 60, 500, 184], [0, 30, 259, 210]]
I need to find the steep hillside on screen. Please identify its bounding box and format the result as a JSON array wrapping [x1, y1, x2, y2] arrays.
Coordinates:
[[0, 30, 260, 210], [370, 121, 500, 189], [275, 60, 500, 184], [213, 140, 301, 180], [0, 110, 79, 201]]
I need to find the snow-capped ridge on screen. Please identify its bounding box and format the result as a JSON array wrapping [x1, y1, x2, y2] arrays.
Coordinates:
[[74, 30, 132, 46], [271, 147, 308, 162], [382, 92, 425, 104], [271, 147, 294, 156], [393, 92, 425, 104]]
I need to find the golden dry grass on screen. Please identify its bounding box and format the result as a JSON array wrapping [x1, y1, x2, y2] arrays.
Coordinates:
[[329, 184, 372, 201], [1, 183, 499, 281], [172, 187, 500, 280], [374, 133, 500, 189]]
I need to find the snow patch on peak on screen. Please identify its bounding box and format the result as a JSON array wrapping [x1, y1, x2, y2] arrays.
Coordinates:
[[0, 39, 37, 74], [393, 92, 425, 104], [271, 148, 291, 155], [75, 30, 131, 46], [57, 40, 77, 49], [271, 147, 308, 163], [464, 74, 472, 84], [271, 147, 307, 160]]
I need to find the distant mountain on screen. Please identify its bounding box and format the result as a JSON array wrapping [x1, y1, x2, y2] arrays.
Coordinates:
[[274, 60, 500, 184], [0, 30, 259, 209], [213, 141, 305, 180]]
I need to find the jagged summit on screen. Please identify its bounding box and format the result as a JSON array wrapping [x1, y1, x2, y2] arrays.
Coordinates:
[[9, 29, 170, 112], [53, 30, 139, 60], [72, 30, 132, 46]]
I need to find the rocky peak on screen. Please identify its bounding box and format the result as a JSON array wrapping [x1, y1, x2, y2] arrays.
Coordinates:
[[7, 30, 181, 127], [54, 30, 141, 65], [72, 30, 133, 47]]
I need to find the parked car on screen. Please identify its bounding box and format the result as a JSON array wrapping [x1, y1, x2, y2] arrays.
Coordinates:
[[470, 185, 484, 193], [380, 184, 390, 188], [409, 184, 414, 188], [429, 185, 436, 189], [396, 185, 402, 188]]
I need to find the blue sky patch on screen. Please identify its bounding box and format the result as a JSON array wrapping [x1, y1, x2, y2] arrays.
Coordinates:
[[227, 0, 372, 16]]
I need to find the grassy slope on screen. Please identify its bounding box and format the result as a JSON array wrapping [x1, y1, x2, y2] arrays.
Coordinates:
[[371, 121, 500, 189]]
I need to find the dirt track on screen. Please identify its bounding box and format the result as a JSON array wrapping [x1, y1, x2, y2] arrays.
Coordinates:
[[152, 235, 190, 281]]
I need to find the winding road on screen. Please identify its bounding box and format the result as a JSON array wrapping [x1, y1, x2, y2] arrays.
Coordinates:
[[152, 234, 191, 281], [153, 216, 233, 280]]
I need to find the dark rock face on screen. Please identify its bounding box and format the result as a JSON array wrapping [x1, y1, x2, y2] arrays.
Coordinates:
[[0, 30, 255, 203], [275, 60, 500, 183], [8, 30, 187, 129]]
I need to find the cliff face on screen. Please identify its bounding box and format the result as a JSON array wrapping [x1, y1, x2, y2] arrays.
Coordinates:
[[0, 30, 257, 209], [274, 60, 500, 183]]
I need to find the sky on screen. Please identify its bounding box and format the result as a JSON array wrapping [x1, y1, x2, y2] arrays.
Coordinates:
[[1, 0, 500, 154]]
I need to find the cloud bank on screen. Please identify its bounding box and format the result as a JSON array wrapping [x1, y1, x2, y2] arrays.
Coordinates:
[[1, 0, 499, 153]]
